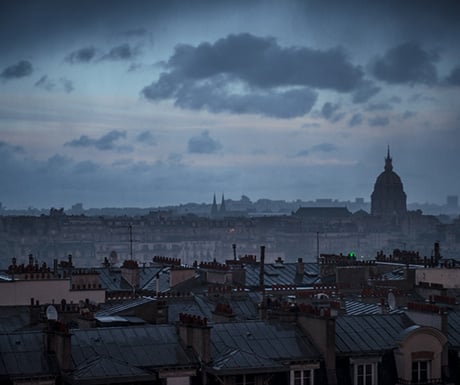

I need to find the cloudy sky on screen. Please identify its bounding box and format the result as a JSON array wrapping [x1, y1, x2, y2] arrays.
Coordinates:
[[1, 0, 460, 209]]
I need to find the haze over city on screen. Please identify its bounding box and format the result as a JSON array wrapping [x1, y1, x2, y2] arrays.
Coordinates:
[[1, 0, 460, 209]]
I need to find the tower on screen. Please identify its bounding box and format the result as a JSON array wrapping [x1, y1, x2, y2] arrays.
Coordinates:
[[371, 146, 407, 217], [211, 193, 218, 218], [219, 193, 226, 214]]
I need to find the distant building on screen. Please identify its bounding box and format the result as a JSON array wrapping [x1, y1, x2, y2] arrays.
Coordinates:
[[446, 195, 458, 210], [371, 146, 407, 218], [210, 193, 227, 218]]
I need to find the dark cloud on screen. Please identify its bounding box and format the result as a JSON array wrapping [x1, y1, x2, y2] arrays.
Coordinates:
[[352, 80, 381, 103], [188, 130, 222, 154], [402, 110, 416, 120], [65, 46, 97, 63], [371, 41, 439, 85], [348, 113, 363, 127], [35, 75, 74, 93], [175, 83, 318, 119], [65, 130, 128, 151], [445, 66, 460, 86], [311, 143, 337, 152], [142, 33, 364, 118], [167, 34, 362, 91], [368, 116, 390, 126], [136, 131, 157, 146], [1, 60, 33, 80], [320, 102, 344, 122], [101, 43, 139, 61], [0, 141, 25, 154], [295, 149, 309, 157]]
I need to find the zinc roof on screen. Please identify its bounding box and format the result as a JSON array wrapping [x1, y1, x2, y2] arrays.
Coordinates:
[[210, 320, 320, 373], [335, 314, 412, 355], [71, 325, 197, 369], [244, 262, 320, 287], [0, 331, 55, 377], [72, 355, 155, 384]]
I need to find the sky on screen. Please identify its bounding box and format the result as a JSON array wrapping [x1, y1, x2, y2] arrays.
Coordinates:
[[1, 0, 460, 209]]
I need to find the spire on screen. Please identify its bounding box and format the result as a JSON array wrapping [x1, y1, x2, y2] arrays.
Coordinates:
[[220, 193, 226, 213], [384, 145, 393, 172], [211, 193, 218, 217]]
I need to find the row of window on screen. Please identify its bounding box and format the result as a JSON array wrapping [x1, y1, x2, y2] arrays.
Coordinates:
[[224, 360, 432, 385]]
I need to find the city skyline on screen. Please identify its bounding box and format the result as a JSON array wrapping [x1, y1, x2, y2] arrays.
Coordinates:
[[1, 1, 460, 209]]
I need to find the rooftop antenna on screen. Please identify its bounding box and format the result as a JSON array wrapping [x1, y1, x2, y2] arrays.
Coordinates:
[[129, 224, 133, 260]]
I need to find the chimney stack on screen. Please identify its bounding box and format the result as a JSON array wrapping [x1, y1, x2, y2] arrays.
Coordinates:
[[259, 245, 265, 289], [296, 257, 304, 276], [44, 321, 73, 371], [177, 313, 212, 363], [232, 243, 237, 261]]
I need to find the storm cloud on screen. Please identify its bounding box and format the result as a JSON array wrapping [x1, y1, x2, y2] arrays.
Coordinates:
[[1, 60, 33, 80], [188, 130, 222, 154], [65, 46, 97, 63], [142, 33, 364, 118], [35, 75, 74, 93], [101, 43, 139, 61], [65, 130, 129, 151], [371, 41, 439, 85]]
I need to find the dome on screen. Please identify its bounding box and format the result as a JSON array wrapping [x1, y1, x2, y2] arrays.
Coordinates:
[[371, 147, 407, 217]]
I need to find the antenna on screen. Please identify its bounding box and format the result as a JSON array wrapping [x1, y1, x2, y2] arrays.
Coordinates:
[[129, 224, 133, 260], [46, 305, 58, 321]]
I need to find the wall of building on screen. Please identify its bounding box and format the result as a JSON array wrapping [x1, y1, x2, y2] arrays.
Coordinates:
[[415, 268, 460, 289], [0, 279, 105, 306]]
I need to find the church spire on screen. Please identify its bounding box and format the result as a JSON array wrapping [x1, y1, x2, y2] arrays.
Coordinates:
[[384, 145, 393, 172], [211, 193, 218, 217]]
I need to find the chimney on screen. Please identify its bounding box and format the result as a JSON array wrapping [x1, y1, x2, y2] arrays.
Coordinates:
[[296, 257, 304, 276], [298, 314, 337, 385], [177, 313, 211, 363], [232, 243, 237, 260], [121, 260, 140, 290], [434, 241, 441, 265], [259, 245, 265, 289], [44, 321, 73, 371]]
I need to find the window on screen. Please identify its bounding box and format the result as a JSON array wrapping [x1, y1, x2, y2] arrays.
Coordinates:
[[412, 360, 431, 383], [291, 369, 314, 385], [355, 363, 374, 385]]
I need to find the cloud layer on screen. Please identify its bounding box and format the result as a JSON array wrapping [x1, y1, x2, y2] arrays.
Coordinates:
[[142, 33, 367, 118]]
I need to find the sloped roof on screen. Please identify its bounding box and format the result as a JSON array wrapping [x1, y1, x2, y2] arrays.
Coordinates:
[[335, 314, 413, 355], [210, 347, 284, 375], [447, 310, 460, 349], [244, 262, 320, 287], [96, 266, 168, 292], [71, 325, 197, 370], [344, 300, 404, 316], [210, 320, 320, 373], [0, 331, 56, 378], [96, 296, 156, 317], [71, 355, 155, 384]]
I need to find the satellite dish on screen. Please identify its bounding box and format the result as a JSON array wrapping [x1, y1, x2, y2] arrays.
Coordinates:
[[46, 305, 58, 321], [387, 292, 396, 310]]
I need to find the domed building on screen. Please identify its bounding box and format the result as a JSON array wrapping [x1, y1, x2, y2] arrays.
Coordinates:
[[371, 147, 407, 217]]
